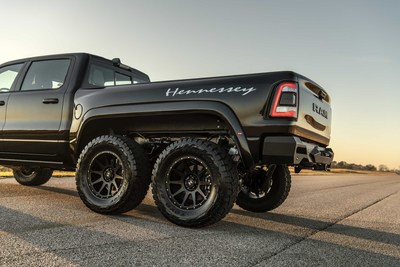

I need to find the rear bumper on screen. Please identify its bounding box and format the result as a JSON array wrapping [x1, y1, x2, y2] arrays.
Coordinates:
[[262, 136, 334, 167]]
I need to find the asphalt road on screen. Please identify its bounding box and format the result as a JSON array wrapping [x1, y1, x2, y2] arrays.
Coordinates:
[[0, 174, 399, 266]]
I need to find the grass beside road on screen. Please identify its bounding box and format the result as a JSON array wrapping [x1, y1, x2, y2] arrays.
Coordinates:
[[0, 168, 75, 177], [290, 167, 396, 176]]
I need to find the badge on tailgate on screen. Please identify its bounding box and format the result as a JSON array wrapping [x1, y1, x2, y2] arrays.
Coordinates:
[[312, 103, 328, 119]]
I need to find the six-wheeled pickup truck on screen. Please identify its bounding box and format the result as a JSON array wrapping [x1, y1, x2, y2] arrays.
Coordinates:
[[0, 53, 333, 227]]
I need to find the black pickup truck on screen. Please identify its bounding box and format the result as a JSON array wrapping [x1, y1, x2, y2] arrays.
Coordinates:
[[0, 53, 333, 227]]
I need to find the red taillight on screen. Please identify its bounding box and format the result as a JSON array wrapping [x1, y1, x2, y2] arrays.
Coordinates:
[[270, 82, 298, 118]]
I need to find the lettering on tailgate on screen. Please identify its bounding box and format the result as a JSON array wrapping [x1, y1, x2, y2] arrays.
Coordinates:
[[312, 103, 328, 119]]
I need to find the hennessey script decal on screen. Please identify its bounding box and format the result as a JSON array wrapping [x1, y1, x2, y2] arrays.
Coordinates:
[[166, 87, 256, 97]]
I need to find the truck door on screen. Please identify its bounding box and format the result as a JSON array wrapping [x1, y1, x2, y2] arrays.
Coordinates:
[[1, 59, 71, 161], [0, 63, 25, 150]]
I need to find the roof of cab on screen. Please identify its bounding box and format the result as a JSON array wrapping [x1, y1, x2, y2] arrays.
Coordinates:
[[0, 53, 150, 81]]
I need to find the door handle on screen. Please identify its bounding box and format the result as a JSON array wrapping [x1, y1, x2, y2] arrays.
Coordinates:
[[0, 101, 5, 106], [42, 98, 59, 104]]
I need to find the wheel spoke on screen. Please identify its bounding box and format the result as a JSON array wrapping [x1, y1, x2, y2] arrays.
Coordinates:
[[114, 174, 124, 180], [90, 170, 103, 176], [196, 188, 206, 199], [97, 182, 107, 195], [107, 184, 112, 197], [112, 180, 119, 192], [95, 160, 106, 169], [113, 158, 120, 169], [183, 161, 191, 173], [115, 165, 122, 174], [105, 155, 112, 166], [172, 187, 185, 197], [198, 168, 207, 179], [181, 192, 189, 206], [171, 168, 185, 178], [91, 177, 103, 185], [193, 163, 199, 174], [168, 180, 184, 185], [191, 192, 196, 207]]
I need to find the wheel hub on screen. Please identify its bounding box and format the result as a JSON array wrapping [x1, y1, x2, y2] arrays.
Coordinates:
[[166, 156, 212, 210], [103, 168, 115, 182], [241, 168, 275, 198], [184, 174, 199, 191], [87, 151, 125, 200], [21, 167, 36, 176]]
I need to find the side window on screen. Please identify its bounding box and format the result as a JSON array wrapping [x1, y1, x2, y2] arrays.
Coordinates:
[[88, 64, 114, 86], [0, 63, 24, 92], [116, 72, 132, 85], [132, 75, 149, 84], [88, 63, 133, 87], [132, 70, 150, 84], [21, 59, 70, 91]]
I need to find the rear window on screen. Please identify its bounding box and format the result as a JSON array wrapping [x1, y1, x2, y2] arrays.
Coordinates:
[[88, 64, 115, 86], [87, 63, 148, 87]]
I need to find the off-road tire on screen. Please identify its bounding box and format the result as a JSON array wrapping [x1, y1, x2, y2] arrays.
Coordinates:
[[76, 135, 151, 214], [13, 167, 53, 186], [236, 165, 291, 212], [152, 138, 239, 227]]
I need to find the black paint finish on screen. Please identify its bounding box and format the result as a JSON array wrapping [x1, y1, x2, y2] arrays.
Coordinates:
[[0, 53, 333, 170]]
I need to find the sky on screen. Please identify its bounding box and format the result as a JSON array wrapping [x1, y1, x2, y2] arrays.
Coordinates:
[[1, 0, 399, 169]]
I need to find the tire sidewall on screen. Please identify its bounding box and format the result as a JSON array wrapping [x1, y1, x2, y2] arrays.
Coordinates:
[[13, 167, 53, 186], [77, 140, 136, 211], [154, 146, 223, 222], [237, 165, 290, 212]]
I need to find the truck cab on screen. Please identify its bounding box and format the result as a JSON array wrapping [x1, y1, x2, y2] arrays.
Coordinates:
[[0, 53, 149, 168]]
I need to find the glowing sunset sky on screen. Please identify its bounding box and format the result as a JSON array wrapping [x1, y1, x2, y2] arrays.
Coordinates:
[[1, 0, 399, 169]]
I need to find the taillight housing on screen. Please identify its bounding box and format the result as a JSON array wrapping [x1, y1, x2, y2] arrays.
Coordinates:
[[270, 82, 298, 118]]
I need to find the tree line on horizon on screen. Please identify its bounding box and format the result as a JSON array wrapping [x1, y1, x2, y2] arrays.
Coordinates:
[[331, 161, 397, 172]]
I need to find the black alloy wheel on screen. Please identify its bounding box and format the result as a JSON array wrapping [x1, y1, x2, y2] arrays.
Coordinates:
[[152, 138, 239, 227], [87, 151, 126, 200], [76, 135, 151, 214], [13, 167, 53, 186], [236, 165, 291, 212], [165, 156, 213, 210]]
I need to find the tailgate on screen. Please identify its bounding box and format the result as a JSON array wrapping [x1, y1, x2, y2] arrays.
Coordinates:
[[296, 78, 332, 145]]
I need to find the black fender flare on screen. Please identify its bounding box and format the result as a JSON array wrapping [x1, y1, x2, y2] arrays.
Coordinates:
[[75, 101, 255, 169]]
